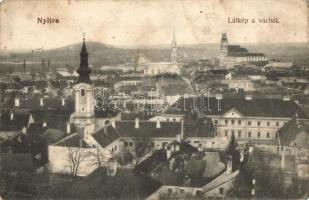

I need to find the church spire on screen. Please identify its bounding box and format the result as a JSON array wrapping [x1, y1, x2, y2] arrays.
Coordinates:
[[171, 28, 177, 64], [77, 33, 92, 83]]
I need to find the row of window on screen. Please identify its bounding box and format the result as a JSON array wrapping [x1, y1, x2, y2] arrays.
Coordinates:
[[224, 130, 271, 138], [216, 119, 281, 127]]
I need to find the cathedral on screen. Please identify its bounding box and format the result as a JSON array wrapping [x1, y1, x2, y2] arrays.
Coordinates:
[[219, 32, 268, 68]]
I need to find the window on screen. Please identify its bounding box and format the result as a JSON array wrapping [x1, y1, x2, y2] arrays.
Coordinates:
[[248, 132, 251, 137], [151, 142, 155, 147], [81, 89, 85, 96], [267, 121, 270, 126], [124, 141, 128, 147], [219, 187, 224, 194], [225, 130, 228, 137], [225, 120, 228, 125], [257, 121, 261, 126], [238, 130, 241, 138], [266, 132, 270, 138], [178, 189, 185, 194], [194, 141, 199, 144], [238, 120, 241, 125], [231, 120, 235, 125], [248, 121, 251, 126], [214, 120, 218, 124], [231, 130, 235, 135], [257, 132, 261, 138], [129, 142, 133, 147], [276, 122, 279, 127], [115, 145, 117, 151], [167, 188, 173, 194]]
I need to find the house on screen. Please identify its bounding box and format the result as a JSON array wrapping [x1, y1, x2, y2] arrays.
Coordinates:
[[165, 96, 308, 145], [0, 111, 33, 141]]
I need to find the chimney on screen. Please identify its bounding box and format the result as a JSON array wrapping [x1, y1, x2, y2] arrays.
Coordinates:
[[227, 155, 232, 174], [66, 122, 71, 134], [245, 94, 252, 100], [283, 95, 290, 101], [156, 118, 161, 128], [135, 118, 140, 129], [79, 138, 83, 148], [10, 111, 14, 120], [61, 97, 65, 106], [40, 97, 44, 106], [216, 94, 222, 111], [179, 119, 184, 140], [43, 121, 47, 127], [166, 147, 171, 159], [111, 119, 116, 128], [14, 97, 20, 107], [281, 146, 285, 170]]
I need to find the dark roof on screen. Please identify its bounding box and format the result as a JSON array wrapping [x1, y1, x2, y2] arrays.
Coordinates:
[[119, 112, 153, 120], [227, 45, 248, 53], [277, 118, 309, 146], [5, 95, 75, 112], [55, 133, 90, 148], [30, 110, 72, 130], [113, 120, 181, 138], [0, 153, 34, 172], [166, 97, 308, 119], [0, 111, 30, 131], [184, 119, 215, 138], [92, 126, 120, 148]]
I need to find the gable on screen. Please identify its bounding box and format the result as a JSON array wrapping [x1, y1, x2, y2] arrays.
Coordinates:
[[222, 108, 244, 118]]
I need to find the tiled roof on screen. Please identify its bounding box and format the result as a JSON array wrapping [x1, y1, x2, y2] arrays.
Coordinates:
[[30, 110, 72, 130], [277, 118, 309, 146], [166, 97, 308, 119], [113, 120, 181, 138], [92, 125, 120, 148], [227, 45, 248, 53], [55, 133, 90, 148], [0, 111, 30, 131], [5, 95, 75, 112]]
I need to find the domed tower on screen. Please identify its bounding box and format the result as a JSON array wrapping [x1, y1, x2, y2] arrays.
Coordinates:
[[72, 35, 95, 135]]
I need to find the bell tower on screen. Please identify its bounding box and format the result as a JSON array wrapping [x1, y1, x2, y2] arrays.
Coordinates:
[[219, 32, 228, 66], [72, 34, 95, 135]]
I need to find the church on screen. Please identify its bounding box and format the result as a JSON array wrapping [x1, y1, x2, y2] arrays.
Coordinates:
[[143, 30, 180, 76], [219, 32, 268, 68]]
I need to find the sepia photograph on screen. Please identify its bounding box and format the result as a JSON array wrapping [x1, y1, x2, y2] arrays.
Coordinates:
[[0, 0, 308, 199]]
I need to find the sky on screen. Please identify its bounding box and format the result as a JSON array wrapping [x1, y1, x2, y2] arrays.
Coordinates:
[[0, 0, 308, 51]]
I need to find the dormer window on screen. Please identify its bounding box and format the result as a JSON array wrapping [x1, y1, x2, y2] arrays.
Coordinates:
[[81, 89, 85, 96]]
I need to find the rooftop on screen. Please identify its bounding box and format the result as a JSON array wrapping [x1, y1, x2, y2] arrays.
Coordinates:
[[166, 97, 308, 119]]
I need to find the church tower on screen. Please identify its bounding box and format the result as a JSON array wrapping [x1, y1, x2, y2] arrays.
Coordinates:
[[219, 32, 228, 66], [171, 29, 177, 64], [220, 32, 228, 55], [72, 35, 95, 135]]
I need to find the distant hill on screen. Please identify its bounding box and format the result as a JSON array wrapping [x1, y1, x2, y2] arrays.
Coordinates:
[[0, 42, 308, 73]]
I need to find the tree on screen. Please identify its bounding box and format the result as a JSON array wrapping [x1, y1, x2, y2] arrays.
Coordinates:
[[133, 136, 152, 167], [66, 147, 87, 181], [89, 146, 107, 168]]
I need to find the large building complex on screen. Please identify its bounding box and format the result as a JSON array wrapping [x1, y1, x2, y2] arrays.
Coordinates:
[[219, 33, 268, 68]]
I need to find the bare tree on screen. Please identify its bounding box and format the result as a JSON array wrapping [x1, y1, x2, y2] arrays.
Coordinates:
[[66, 147, 87, 181], [133, 136, 152, 167], [89, 146, 107, 168]]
